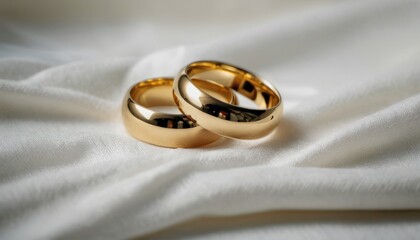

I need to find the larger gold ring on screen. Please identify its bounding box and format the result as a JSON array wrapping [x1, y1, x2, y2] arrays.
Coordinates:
[[122, 77, 237, 148], [173, 61, 283, 139]]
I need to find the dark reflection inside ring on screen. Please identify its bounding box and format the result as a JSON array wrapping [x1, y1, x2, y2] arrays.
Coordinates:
[[202, 104, 259, 122], [153, 116, 197, 129]]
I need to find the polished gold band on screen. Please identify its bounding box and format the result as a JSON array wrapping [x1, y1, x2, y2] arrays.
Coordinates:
[[173, 61, 283, 139], [122, 77, 237, 148]]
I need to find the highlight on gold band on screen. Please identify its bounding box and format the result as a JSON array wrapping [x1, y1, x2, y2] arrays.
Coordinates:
[[122, 77, 237, 148], [173, 61, 283, 139]]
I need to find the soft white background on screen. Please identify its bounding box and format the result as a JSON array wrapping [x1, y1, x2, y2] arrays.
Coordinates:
[[1, 0, 420, 239]]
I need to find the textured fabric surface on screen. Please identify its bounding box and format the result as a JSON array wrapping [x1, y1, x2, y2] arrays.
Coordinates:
[[1, 0, 420, 239]]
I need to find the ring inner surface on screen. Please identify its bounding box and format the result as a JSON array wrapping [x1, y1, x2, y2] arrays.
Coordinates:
[[186, 62, 280, 109], [132, 80, 174, 107]]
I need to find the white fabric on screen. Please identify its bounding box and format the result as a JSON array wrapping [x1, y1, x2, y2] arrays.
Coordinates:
[[1, 0, 420, 239]]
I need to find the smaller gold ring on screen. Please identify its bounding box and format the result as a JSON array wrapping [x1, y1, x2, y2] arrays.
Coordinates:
[[122, 77, 237, 148], [173, 61, 283, 139]]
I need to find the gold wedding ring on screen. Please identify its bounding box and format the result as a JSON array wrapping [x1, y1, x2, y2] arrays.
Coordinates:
[[173, 61, 283, 139], [122, 77, 237, 148]]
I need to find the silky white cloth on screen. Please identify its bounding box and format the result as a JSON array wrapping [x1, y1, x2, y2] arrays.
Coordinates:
[[1, 0, 420, 239]]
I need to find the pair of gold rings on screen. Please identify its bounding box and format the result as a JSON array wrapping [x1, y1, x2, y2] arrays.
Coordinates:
[[122, 61, 283, 148]]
